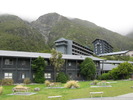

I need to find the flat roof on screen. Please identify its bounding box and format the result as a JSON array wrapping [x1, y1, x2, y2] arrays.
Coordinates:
[[98, 50, 129, 56], [100, 64, 117, 70], [0, 50, 104, 61], [101, 60, 133, 64]]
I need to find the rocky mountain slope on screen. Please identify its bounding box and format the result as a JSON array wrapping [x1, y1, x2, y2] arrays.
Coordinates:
[[31, 13, 133, 51], [0, 13, 133, 52]]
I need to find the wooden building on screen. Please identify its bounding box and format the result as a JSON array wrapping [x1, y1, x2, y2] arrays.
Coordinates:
[[0, 50, 104, 83]]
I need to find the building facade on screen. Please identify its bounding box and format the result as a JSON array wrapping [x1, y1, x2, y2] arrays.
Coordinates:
[[0, 50, 103, 83], [92, 39, 113, 55], [55, 38, 93, 56], [100, 60, 133, 73]]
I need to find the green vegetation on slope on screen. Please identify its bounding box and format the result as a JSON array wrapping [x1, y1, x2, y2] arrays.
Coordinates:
[[0, 15, 48, 52], [47, 16, 133, 51], [1, 13, 133, 52]]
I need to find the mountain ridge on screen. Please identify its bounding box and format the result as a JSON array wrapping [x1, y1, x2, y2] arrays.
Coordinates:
[[31, 13, 133, 51], [0, 13, 133, 52]]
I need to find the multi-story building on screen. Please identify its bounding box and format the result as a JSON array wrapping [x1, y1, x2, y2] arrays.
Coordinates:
[[55, 38, 93, 56], [0, 50, 103, 83], [92, 39, 113, 55]]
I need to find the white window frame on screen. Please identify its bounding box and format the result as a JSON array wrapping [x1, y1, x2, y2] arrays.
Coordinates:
[[68, 62, 71, 66], [44, 73, 51, 79], [5, 59, 13, 65], [4, 73, 13, 79], [22, 73, 25, 79]]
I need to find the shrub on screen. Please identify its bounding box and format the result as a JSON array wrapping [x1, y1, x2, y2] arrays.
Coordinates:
[[90, 80, 99, 85], [2, 78, 14, 85], [23, 78, 31, 84], [100, 73, 111, 80], [0, 87, 3, 95], [56, 72, 68, 83], [45, 80, 51, 87], [97, 81, 110, 86], [80, 58, 96, 80], [65, 80, 80, 88], [14, 85, 24, 88], [32, 56, 46, 83]]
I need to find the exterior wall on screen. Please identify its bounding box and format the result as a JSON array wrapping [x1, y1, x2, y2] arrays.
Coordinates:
[[0, 57, 32, 83], [55, 41, 68, 54], [0, 56, 101, 83], [55, 38, 93, 56], [56, 45, 67, 54], [93, 39, 113, 55]]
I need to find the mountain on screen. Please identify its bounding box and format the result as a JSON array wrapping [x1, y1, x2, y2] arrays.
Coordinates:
[[31, 13, 133, 51], [126, 31, 133, 39], [0, 14, 47, 52], [0, 13, 133, 52]]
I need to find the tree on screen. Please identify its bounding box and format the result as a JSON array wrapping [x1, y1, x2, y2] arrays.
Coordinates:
[[108, 62, 133, 80], [80, 57, 96, 80], [56, 72, 69, 83], [32, 56, 46, 83], [117, 62, 133, 79], [50, 49, 65, 81]]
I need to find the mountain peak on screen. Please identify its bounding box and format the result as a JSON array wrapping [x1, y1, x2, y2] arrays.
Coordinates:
[[35, 12, 67, 25], [0, 14, 22, 22]]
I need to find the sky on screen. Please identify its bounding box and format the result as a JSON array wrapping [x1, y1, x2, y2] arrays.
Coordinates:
[[0, 0, 133, 35]]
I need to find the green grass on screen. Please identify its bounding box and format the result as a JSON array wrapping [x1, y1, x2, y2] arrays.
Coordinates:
[[0, 80, 133, 100]]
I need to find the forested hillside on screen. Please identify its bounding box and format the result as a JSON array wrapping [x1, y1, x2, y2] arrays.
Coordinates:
[[32, 13, 133, 51], [0, 13, 133, 52], [0, 15, 47, 51]]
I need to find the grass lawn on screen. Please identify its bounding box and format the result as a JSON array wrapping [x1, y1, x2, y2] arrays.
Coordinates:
[[0, 80, 133, 100]]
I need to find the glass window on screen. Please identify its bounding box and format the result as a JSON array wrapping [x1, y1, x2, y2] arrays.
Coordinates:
[[22, 60, 26, 66], [44, 73, 51, 79], [68, 62, 71, 66], [4, 73, 13, 79], [22, 73, 25, 79], [5, 59, 13, 65], [77, 73, 80, 77]]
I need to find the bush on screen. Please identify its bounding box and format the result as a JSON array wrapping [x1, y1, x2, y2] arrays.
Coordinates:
[[2, 78, 14, 85], [34, 73, 45, 83], [0, 87, 3, 95], [97, 81, 110, 86], [23, 78, 31, 84], [65, 80, 80, 88], [100, 73, 111, 80], [45, 80, 51, 87], [56, 72, 68, 83], [32, 56, 46, 83], [80, 58, 96, 80], [90, 80, 99, 85]]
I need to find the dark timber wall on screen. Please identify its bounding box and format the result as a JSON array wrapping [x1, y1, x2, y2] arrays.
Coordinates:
[[0, 56, 101, 83]]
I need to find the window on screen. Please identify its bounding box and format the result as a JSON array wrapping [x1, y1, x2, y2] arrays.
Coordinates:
[[68, 73, 72, 78], [44, 73, 51, 79], [22, 73, 25, 79], [5, 59, 13, 65], [77, 73, 80, 77], [4, 73, 13, 79], [45, 61, 48, 65], [22, 60, 26, 66], [68, 62, 71, 66]]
